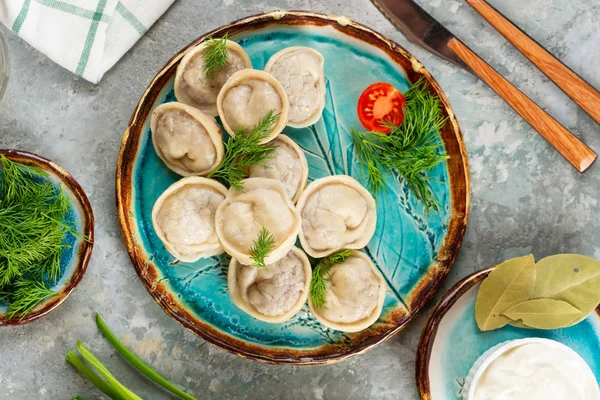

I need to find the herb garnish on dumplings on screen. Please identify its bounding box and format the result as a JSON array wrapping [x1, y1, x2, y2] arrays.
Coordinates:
[[308, 250, 386, 333], [174, 34, 252, 116], [207, 110, 279, 190], [248, 227, 276, 268], [310, 249, 353, 309], [202, 33, 230, 78]]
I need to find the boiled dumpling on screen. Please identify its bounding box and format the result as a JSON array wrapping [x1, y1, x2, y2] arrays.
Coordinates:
[[215, 178, 301, 266], [246, 134, 308, 203], [296, 175, 377, 258], [308, 250, 386, 332], [228, 246, 311, 323], [151, 102, 224, 176], [152, 177, 227, 262], [264, 47, 325, 128], [216, 69, 289, 144], [174, 40, 252, 116]]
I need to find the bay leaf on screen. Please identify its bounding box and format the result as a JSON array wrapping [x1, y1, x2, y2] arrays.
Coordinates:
[[508, 320, 531, 329], [533, 254, 600, 326], [475, 254, 536, 331], [502, 298, 582, 329]]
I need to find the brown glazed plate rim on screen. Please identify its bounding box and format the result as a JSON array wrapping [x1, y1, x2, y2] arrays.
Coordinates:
[[415, 265, 600, 398], [415, 267, 492, 399], [0, 149, 95, 326], [116, 10, 471, 364]]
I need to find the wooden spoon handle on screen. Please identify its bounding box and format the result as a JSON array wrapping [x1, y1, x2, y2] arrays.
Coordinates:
[[467, 0, 600, 126], [448, 38, 597, 173]]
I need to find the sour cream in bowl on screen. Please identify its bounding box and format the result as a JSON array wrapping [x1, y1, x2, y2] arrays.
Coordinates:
[[464, 338, 599, 400]]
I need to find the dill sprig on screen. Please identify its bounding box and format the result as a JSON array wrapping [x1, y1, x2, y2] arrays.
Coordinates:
[[248, 227, 276, 268], [0, 155, 77, 320], [208, 110, 279, 190], [203, 33, 229, 79], [351, 78, 449, 212], [1, 279, 57, 320], [310, 249, 353, 309]]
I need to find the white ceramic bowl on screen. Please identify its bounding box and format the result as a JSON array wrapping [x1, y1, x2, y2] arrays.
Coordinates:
[[0, 29, 9, 102], [463, 337, 599, 400]]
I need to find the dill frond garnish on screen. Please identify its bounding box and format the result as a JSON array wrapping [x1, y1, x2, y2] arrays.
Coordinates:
[[203, 33, 229, 78], [310, 249, 353, 309], [351, 78, 449, 212], [248, 227, 276, 268], [0, 155, 79, 320], [243, 110, 279, 140], [1, 279, 57, 320], [208, 110, 279, 190]]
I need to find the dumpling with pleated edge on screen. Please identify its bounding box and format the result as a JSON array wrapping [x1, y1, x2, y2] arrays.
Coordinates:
[[246, 134, 308, 203], [308, 250, 386, 332], [215, 178, 301, 266], [264, 46, 326, 128], [296, 175, 377, 258], [150, 102, 224, 176], [174, 40, 252, 116], [152, 177, 227, 262], [217, 69, 290, 144], [228, 246, 311, 323]]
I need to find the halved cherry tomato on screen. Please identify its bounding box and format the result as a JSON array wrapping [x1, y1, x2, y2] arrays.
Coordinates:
[[357, 82, 406, 133]]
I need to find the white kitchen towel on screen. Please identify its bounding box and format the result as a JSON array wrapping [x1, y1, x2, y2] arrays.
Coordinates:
[[0, 0, 175, 83]]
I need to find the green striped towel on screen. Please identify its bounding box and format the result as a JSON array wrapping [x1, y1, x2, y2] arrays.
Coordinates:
[[0, 0, 174, 83]]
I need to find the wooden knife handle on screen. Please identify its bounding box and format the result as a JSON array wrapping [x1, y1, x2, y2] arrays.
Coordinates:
[[467, 0, 600, 126], [448, 38, 596, 173]]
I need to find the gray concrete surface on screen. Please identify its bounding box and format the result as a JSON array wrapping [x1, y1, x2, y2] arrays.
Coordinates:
[[1, 0, 600, 398]]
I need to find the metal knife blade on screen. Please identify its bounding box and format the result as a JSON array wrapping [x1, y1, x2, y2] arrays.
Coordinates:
[[371, 0, 469, 71], [371, 0, 597, 173]]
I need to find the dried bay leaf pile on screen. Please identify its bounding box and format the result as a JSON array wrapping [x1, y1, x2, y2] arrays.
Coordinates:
[[475, 254, 600, 331]]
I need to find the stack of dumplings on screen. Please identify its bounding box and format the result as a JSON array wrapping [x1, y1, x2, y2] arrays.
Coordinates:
[[150, 38, 386, 332]]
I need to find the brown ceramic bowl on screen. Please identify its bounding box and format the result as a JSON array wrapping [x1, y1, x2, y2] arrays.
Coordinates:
[[0, 149, 94, 325], [117, 10, 470, 364]]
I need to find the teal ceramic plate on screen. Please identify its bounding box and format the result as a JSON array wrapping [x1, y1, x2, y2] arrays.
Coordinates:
[[0, 149, 94, 325], [117, 11, 469, 364], [416, 266, 600, 399]]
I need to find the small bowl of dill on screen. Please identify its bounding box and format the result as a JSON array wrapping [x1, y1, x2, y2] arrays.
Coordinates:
[[0, 149, 94, 325]]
